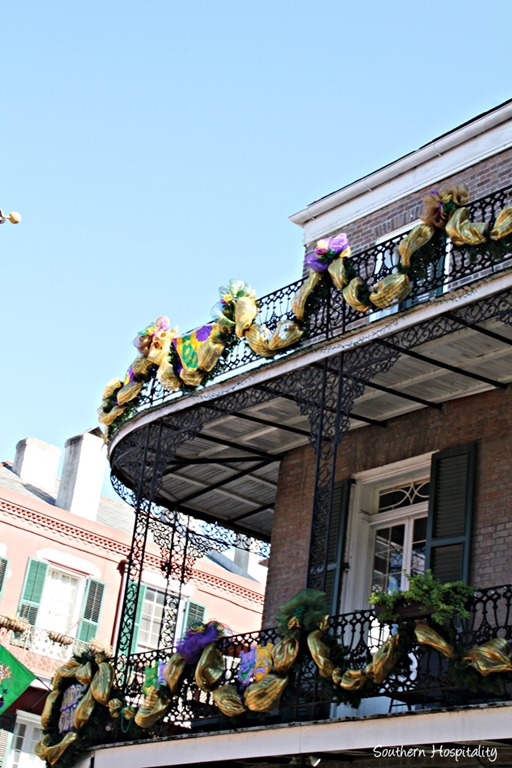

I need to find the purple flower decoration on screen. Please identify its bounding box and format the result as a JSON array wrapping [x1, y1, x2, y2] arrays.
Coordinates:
[[329, 232, 349, 254], [237, 646, 257, 686], [314, 238, 331, 256], [304, 251, 330, 272], [305, 233, 350, 273], [176, 621, 224, 665]]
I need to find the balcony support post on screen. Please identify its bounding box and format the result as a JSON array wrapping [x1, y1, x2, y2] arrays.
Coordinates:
[[114, 421, 164, 680]]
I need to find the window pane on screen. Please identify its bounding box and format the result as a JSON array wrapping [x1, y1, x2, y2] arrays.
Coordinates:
[[411, 517, 427, 576], [13, 723, 26, 750], [379, 479, 430, 513], [372, 525, 405, 594], [39, 570, 79, 632], [137, 588, 164, 651]]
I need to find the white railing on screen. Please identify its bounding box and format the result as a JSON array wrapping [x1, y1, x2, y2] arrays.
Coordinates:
[[0, 625, 89, 679]]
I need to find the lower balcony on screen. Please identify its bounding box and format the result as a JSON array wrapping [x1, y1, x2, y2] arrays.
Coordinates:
[[36, 585, 512, 768], [108, 583, 512, 744]]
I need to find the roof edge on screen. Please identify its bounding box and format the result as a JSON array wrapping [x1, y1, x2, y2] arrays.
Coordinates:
[[290, 100, 512, 227]]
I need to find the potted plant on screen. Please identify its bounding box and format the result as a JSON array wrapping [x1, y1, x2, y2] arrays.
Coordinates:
[[369, 570, 474, 625]]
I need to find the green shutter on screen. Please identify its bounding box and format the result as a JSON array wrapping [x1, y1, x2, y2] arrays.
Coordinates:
[[131, 583, 146, 653], [325, 480, 351, 615], [18, 559, 47, 625], [183, 601, 205, 634], [118, 581, 146, 654], [78, 579, 105, 642], [0, 557, 8, 601], [426, 443, 477, 583]]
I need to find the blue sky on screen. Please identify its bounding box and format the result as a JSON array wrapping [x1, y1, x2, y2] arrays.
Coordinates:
[[2, 1, 511, 488]]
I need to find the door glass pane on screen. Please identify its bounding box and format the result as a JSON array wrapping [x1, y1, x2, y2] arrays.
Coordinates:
[[372, 524, 405, 594], [411, 517, 427, 577]]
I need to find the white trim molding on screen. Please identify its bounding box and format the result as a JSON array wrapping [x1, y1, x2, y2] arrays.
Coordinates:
[[77, 703, 512, 768], [290, 101, 512, 244]]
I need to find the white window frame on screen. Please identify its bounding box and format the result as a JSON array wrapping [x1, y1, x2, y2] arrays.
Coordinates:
[[132, 570, 191, 652], [37, 565, 86, 637], [5, 712, 42, 768]]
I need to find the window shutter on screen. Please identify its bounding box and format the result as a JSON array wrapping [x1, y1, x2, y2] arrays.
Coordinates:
[[183, 601, 205, 633], [426, 443, 477, 583], [325, 480, 351, 615], [78, 579, 105, 642], [0, 556, 8, 600], [18, 559, 48, 625], [131, 583, 146, 653], [117, 581, 146, 654]]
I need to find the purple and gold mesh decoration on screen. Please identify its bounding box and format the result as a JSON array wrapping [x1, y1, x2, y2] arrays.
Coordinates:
[[304, 233, 351, 273], [237, 645, 257, 686], [490, 206, 512, 240], [244, 674, 288, 713], [307, 629, 335, 680], [58, 684, 87, 734], [176, 621, 227, 665], [173, 323, 226, 386], [293, 233, 351, 320], [414, 621, 455, 659]]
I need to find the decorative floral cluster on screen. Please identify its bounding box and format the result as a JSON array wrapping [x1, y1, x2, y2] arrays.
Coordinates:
[[304, 233, 350, 272]]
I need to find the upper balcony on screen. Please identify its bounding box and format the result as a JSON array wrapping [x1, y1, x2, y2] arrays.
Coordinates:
[[105, 184, 512, 545]]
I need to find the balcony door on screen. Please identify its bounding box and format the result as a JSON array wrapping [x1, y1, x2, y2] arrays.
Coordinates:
[[341, 446, 476, 615], [370, 489, 428, 596], [38, 568, 81, 635]]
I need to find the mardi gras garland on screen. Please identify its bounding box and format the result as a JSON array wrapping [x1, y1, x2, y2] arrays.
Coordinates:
[[36, 590, 512, 768], [119, 589, 512, 732], [130, 590, 512, 727], [35, 642, 120, 768], [98, 185, 512, 436]]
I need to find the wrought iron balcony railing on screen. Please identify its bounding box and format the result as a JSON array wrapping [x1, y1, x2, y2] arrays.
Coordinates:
[[120, 184, 512, 423], [110, 583, 512, 744]]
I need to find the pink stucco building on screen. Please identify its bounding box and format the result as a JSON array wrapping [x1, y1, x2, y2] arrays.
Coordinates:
[[0, 431, 264, 768]]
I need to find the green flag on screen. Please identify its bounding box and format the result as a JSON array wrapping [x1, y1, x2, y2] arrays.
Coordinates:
[[0, 646, 36, 713]]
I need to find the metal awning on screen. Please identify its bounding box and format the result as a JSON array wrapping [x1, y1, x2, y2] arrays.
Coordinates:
[[111, 289, 512, 540], [134, 298, 512, 542]]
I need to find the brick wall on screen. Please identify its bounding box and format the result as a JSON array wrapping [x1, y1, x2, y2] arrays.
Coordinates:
[[263, 384, 512, 625], [263, 445, 316, 626], [304, 147, 512, 254]]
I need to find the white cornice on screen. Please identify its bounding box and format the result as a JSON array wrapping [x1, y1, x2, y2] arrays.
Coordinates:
[[290, 102, 512, 244]]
